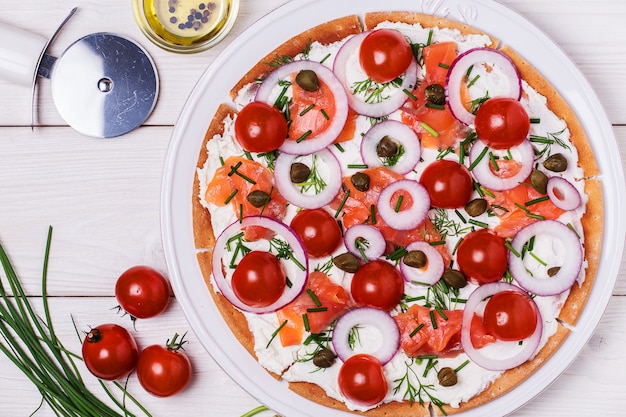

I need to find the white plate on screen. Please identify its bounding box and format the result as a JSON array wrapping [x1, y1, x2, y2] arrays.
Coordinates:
[[161, 0, 625, 415]]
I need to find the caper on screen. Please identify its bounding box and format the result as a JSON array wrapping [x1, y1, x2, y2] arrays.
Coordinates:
[[333, 252, 360, 273], [403, 250, 427, 269], [312, 348, 336, 368], [547, 266, 561, 277], [246, 190, 270, 208], [290, 162, 311, 183], [442, 269, 467, 289], [530, 169, 549, 194], [424, 83, 446, 105], [437, 367, 458, 387], [376, 136, 398, 158], [350, 172, 371, 192], [295, 69, 320, 92], [464, 198, 488, 217], [543, 153, 568, 172]]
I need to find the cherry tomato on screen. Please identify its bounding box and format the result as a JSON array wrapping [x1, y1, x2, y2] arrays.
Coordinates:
[[457, 229, 508, 285], [234, 101, 288, 153], [359, 29, 413, 83], [289, 208, 342, 258], [351, 260, 404, 311], [419, 160, 473, 208], [475, 97, 530, 149], [137, 333, 192, 397], [115, 265, 171, 319], [338, 354, 388, 406], [231, 251, 286, 307], [483, 291, 538, 341], [82, 323, 138, 380]]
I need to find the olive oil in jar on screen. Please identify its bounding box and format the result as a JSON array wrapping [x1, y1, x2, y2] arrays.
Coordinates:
[[134, 0, 238, 52]]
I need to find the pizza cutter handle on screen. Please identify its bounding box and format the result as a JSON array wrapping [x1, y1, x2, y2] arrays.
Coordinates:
[[0, 22, 48, 87]]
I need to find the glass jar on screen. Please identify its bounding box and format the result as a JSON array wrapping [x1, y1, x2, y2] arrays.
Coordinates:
[[132, 0, 240, 53]]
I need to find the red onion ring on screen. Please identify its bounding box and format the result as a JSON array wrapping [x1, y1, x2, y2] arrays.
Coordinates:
[[446, 48, 522, 126], [332, 307, 400, 364], [508, 220, 583, 296], [469, 139, 534, 191], [461, 282, 542, 371], [333, 32, 418, 118], [547, 176, 582, 211], [360, 120, 421, 174], [211, 216, 309, 313], [399, 241, 444, 285], [377, 179, 430, 230], [273, 148, 343, 209], [343, 224, 386, 262], [255, 60, 349, 155]]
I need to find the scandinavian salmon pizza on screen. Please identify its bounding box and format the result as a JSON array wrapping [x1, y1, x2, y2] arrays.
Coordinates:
[[192, 11, 602, 416]]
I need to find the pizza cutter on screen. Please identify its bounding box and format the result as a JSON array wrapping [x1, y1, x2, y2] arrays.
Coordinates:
[[0, 7, 159, 138]]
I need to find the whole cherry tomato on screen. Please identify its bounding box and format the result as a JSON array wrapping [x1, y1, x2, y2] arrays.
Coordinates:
[[483, 290, 538, 341], [231, 251, 286, 308], [359, 29, 413, 83], [234, 101, 288, 153], [474, 97, 530, 149], [82, 323, 138, 380], [115, 265, 171, 319], [290, 208, 342, 258], [419, 159, 473, 208], [456, 229, 507, 285], [137, 333, 192, 397], [338, 354, 388, 406], [351, 260, 404, 311]]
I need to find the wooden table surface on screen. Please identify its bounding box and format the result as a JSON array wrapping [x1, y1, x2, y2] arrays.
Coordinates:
[[0, 1, 624, 416]]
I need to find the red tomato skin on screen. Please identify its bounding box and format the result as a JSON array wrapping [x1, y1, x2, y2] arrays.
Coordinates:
[[359, 29, 413, 83], [231, 251, 286, 308], [115, 266, 171, 319], [483, 291, 538, 341], [456, 229, 508, 285], [137, 345, 192, 397], [351, 260, 404, 311], [82, 324, 138, 381], [338, 354, 388, 406], [234, 101, 288, 153], [475, 97, 530, 149], [289, 208, 342, 258], [419, 159, 473, 208]]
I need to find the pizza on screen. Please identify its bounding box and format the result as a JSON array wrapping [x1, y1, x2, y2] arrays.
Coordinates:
[[192, 10, 602, 416]]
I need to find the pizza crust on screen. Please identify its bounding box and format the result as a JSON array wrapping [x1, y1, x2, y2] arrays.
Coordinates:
[[191, 11, 602, 416]]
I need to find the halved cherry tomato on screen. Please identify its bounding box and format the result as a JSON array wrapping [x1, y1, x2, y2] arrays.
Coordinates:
[[289, 208, 342, 258], [483, 291, 538, 341], [234, 101, 288, 152], [137, 333, 192, 397], [115, 265, 171, 319], [338, 354, 387, 406], [82, 323, 138, 380], [475, 97, 530, 149], [419, 159, 473, 208], [456, 229, 507, 285], [231, 251, 286, 308], [351, 260, 404, 311], [359, 29, 413, 83]]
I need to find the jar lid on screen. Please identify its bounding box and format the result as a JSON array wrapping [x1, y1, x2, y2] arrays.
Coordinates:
[[132, 0, 240, 53]]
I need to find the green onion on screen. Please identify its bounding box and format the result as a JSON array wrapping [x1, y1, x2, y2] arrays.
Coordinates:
[[0, 227, 151, 417]]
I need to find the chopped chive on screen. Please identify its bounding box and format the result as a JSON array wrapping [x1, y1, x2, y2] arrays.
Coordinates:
[[454, 359, 470, 373], [452, 237, 463, 255], [227, 161, 242, 176], [525, 196, 550, 206], [409, 323, 425, 337], [238, 204, 243, 223], [266, 320, 288, 348], [529, 135, 553, 145], [370, 204, 377, 225], [320, 53, 331, 64], [467, 74, 480, 88], [480, 187, 496, 198], [530, 118, 541, 124], [320, 109, 329, 120], [347, 164, 368, 169], [468, 146, 488, 170], [465, 64, 474, 78], [526, 212, 546, 220], [289, 252, 307, 271], [505, 241, 521, 257], [435, 306, 448, 321], [420, 121, 439, 138], [529, 251, 547, 266], [387, 246, 408, 261], [394, 195, 404, 212], [296, 130, 312, 143], [229, 162, 257, 184], [334, 143, 345, 152], [299, 104, 315, 116], [468, 219, 489, 228], [274, 84, 289, 108], [403, 88, 418, 101], [528, 235, 535, 251], [306, 289, 322, 307], [219, 155, 225, 166], [416, 354, 438, 360], [244, 150, 253, 160], [489, 152, 499, 172], [438, 63, 450, 69], [426, 102, 445, 110], [450, 297, 467, 304], [335, 189, 350, 218], [567, 223, 581, 239], [302, 314, 310, 332], [307, 307, 328, 313], [455, 209, 467, 223], [286, 277, 293, 288], [515, 202, 530, 213], [224, 189, 239, 204], [429, 310, 438, 329], [429, 240, 446, 246], [427, 29, 433, 45]]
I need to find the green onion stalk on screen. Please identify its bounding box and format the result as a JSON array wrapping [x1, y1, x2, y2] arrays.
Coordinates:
[[0, 226, 151, 417]]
